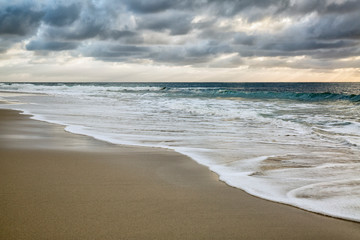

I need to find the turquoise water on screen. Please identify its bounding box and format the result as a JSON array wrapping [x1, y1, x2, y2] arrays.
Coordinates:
[[3, 82, 360, 101]]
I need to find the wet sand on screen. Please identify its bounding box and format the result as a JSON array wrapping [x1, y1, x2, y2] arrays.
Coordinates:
[[1, 109, 360, 239]]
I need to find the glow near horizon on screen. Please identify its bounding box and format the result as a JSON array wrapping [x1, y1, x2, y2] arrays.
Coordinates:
[[1, 43, 358, 83]]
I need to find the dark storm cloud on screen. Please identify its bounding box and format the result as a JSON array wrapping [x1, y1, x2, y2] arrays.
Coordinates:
[[288, 0, 360, 15], [123, 0, 205, 14], [324, 0, 360, 14], [44, 22, 102, 41], [0, 5, 44, 36], [308, 12, 360, 40], [233, 33, 256, 46], [207, 0, 287, 17], [43, 3, 80, 27], [0, 0, 359, 69], [137, 11, 193, 35], [100, 30, 136, 40], [26, 40, 78, 51], [123, 0, 174, 13], [80, 43, 151, 62], [263, 39, 354, 52]]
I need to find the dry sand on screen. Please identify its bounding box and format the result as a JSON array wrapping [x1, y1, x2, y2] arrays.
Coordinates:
[[1, 109, 360, 240]]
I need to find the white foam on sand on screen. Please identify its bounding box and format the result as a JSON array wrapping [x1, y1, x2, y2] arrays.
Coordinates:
[[1, 83, 360, 222]]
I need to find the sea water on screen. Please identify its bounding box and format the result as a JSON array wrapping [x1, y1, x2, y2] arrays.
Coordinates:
[[1, 82, 360, 222]]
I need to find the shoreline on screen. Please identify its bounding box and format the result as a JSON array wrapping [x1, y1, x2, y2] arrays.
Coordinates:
[[7, 104, 360, 224], [1, 108, 360, 239]]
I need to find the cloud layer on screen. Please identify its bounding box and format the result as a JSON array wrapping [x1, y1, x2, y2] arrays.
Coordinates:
[[1, 0, 360, 70]]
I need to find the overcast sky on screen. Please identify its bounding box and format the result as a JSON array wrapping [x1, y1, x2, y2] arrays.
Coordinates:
[[0, 0, 359, 82]]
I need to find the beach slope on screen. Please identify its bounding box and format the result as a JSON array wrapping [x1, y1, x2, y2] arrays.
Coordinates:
[[1, 109, 359, 240]]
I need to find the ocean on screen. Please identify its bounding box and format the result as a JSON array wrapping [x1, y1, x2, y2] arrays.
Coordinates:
[[1, 82, 360, 222]]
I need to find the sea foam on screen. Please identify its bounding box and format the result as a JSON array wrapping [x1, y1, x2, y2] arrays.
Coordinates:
[[1, 82, 360, 222]]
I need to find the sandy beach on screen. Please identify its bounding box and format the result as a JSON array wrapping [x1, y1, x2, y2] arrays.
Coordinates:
[[1, 108, 360, 240]]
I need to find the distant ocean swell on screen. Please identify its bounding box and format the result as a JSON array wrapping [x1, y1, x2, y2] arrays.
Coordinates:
[[162, 89, 360, 102], [2, 82, 360, 102], [1, 82, 360, 222]]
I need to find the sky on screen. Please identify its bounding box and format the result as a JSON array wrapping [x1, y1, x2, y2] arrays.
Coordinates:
[[0, 0, 360, 82]]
